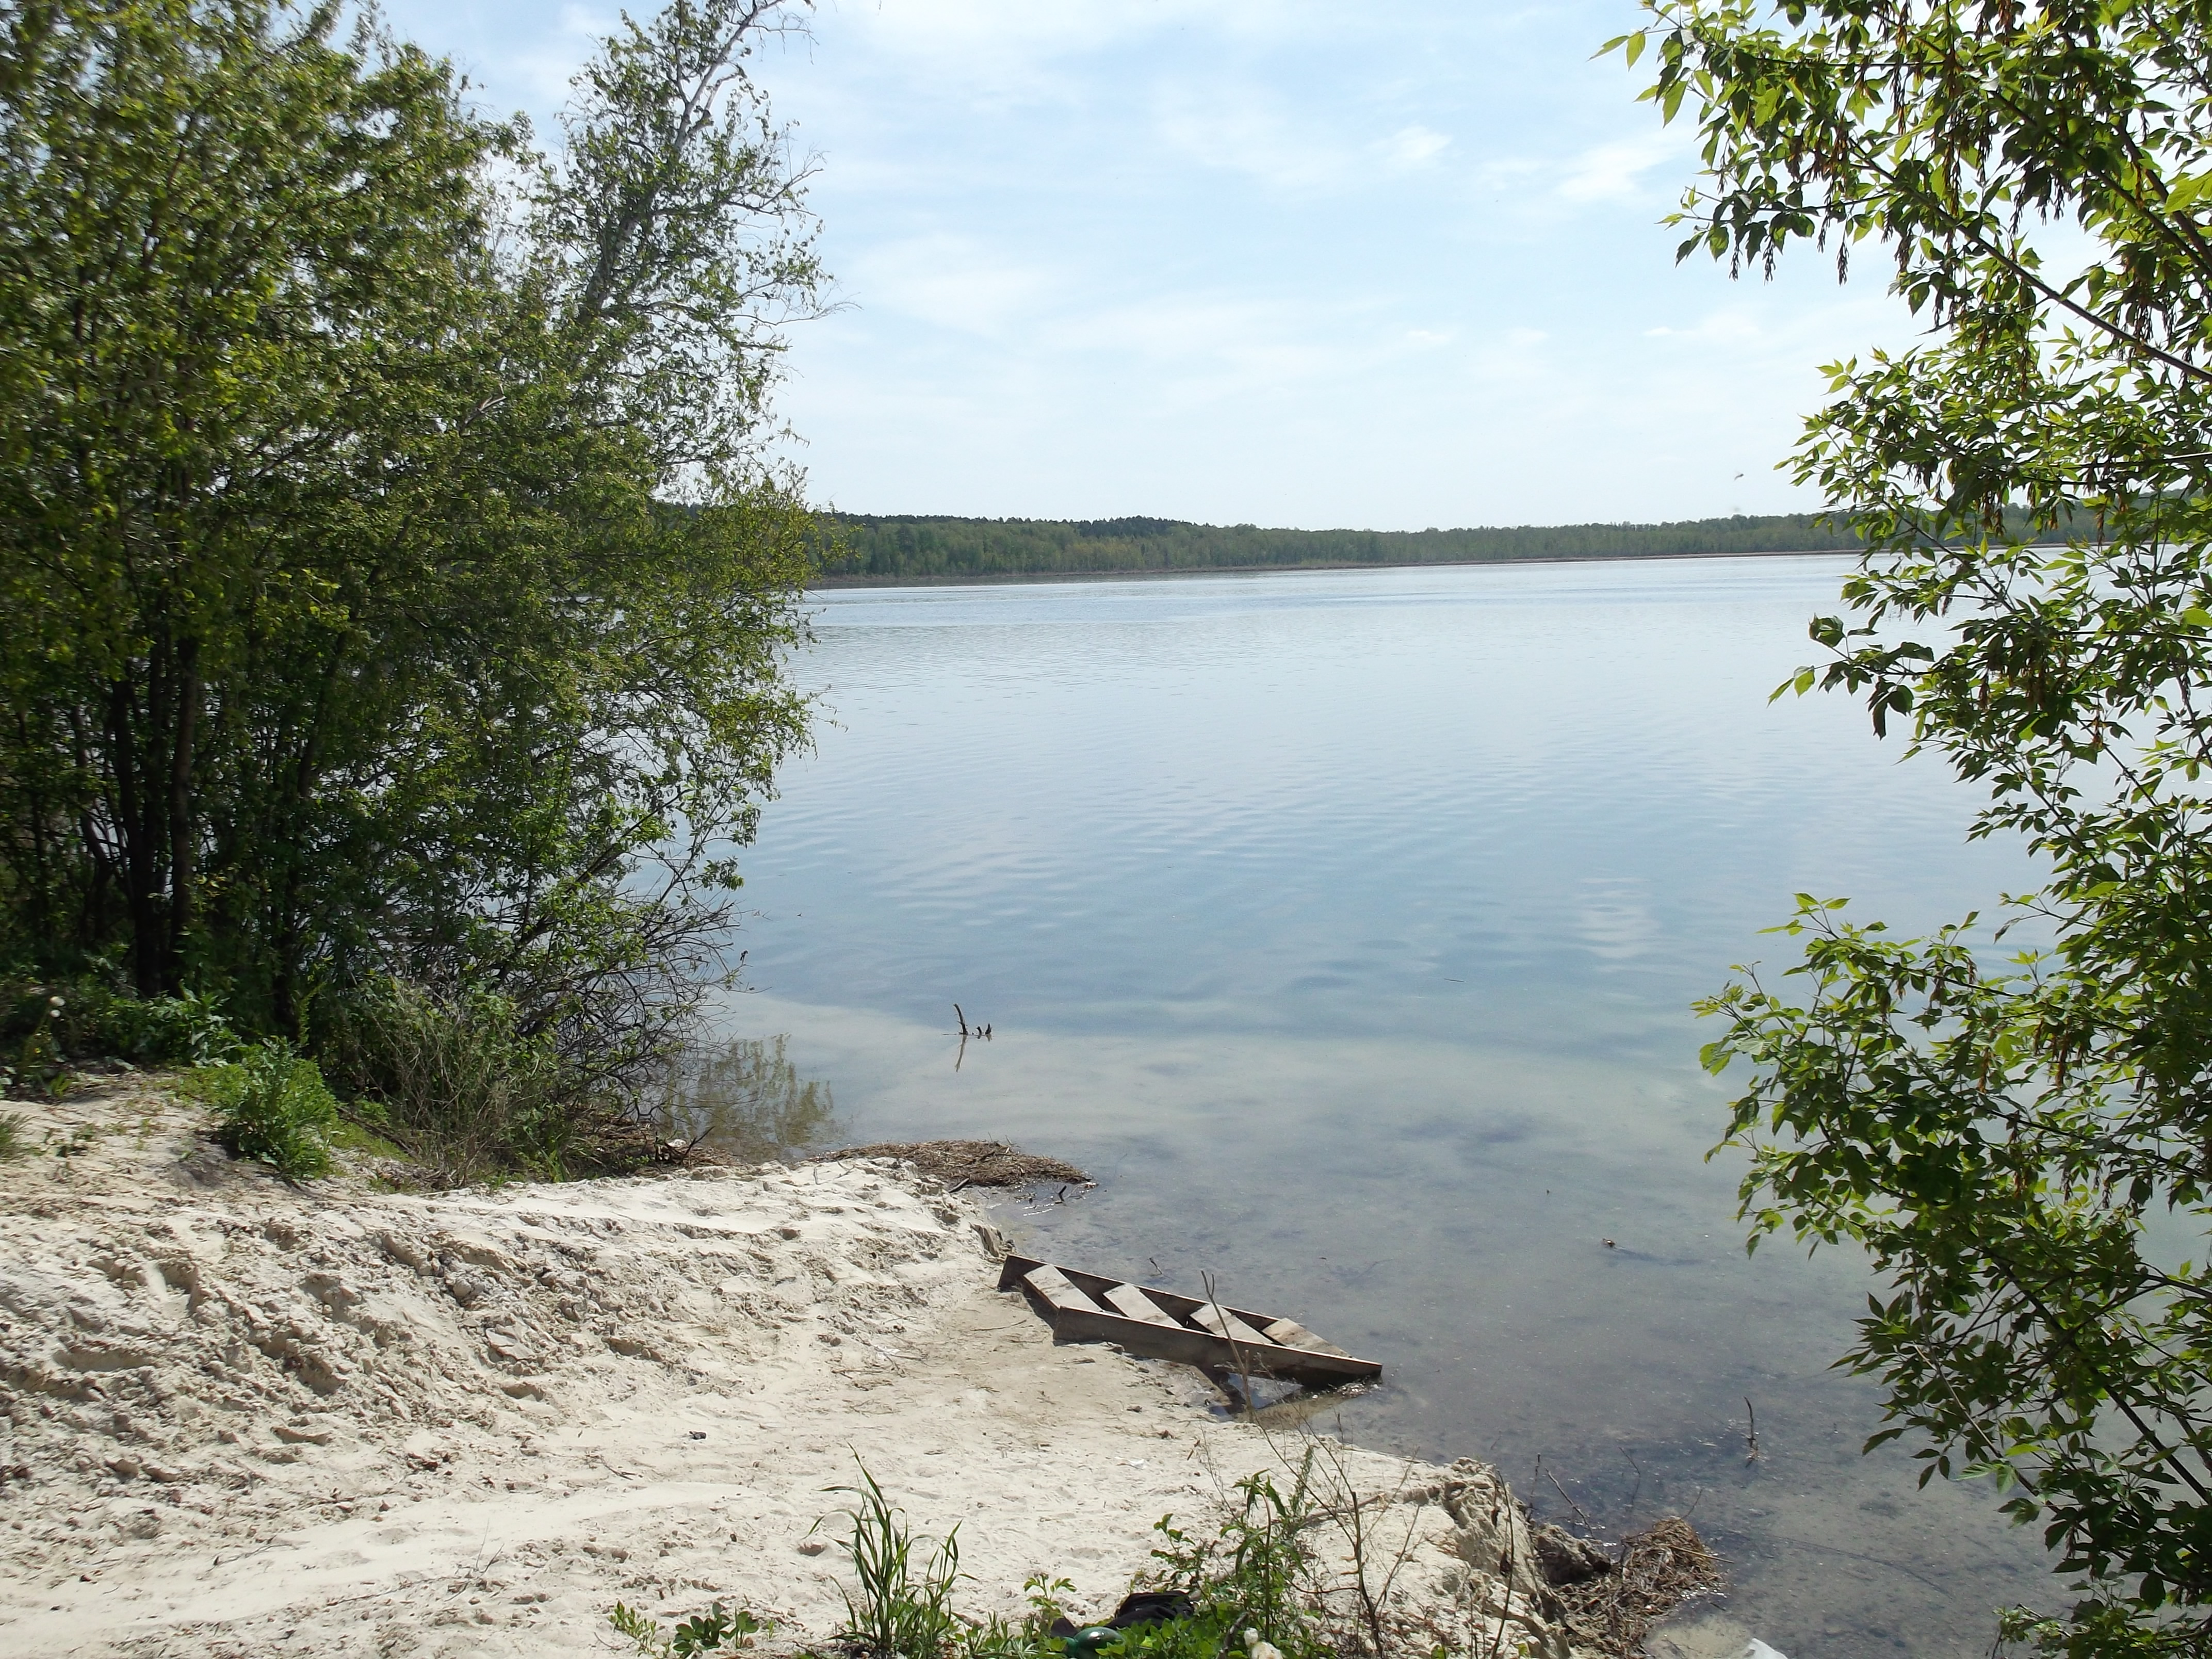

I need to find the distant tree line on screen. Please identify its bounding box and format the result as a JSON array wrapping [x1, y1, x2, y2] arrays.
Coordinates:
[[815, 511, 1872, 582]]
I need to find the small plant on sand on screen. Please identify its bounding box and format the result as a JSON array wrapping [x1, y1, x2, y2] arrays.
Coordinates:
[[1135, 1463, 1322, 1659], [189, 1039, 339, 1180], [610, 1600, 769, 1656], [0, 1110, 25, 1160], [824, 1461, 964, 1658], [8, 993, 70, 1099]]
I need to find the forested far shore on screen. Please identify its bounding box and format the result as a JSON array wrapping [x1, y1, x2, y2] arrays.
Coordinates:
[[811, 510, 1869, 582]]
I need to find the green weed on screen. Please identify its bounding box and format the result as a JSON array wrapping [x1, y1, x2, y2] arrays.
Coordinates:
[[610, 1600, 770, 1656], [1140, 1462, 1322, 1659], [321, 975, 596, 1184], [188, 1039, 339, 1180], [7, 992, 69, 1099], [601, 1463, 1346, 1659], [825, 1461, 965, 1659]]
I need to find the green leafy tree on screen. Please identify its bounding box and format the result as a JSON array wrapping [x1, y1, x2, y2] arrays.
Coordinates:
[[0, 0, 825, 1143], [1608, 0, 2212, 1650]]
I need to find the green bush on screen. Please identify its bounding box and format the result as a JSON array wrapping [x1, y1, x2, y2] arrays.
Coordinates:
[[190, 1040, 339, 1180], [321, 975, 604, 1185], [1, 977, 237, 1070], [4, 993, 68, 1098], [95, 987, 238, 1065]]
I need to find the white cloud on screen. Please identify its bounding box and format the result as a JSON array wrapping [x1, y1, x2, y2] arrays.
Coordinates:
[[380, 0, 1929, 527], [1644, 311, 1764, 343], [1153, 85, 1351, 191], [1380, 125, 1453, 170], [850, 236, 1052, 336], [1556, 135, 1680, 203], [1468, 324, 1553, 388]]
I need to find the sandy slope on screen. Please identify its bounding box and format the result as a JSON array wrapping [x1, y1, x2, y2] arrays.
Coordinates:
[[0, 1079, 1574, 1658]]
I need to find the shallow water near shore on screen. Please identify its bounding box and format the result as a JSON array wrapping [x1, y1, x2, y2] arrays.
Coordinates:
[[703, 556, 2054, 1657]]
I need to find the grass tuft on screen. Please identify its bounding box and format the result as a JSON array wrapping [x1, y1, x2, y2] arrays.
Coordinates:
[[826, 1461, 965, 1658]]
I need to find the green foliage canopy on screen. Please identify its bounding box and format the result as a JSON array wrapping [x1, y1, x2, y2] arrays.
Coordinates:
[[0, 1, 825, 1107], [1608, 0, 2212, 1649]]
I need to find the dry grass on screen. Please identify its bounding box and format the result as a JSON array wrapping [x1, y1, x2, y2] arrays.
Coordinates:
[[815, 1138, 1091, 1189], [1549, 1515, 1726, 1657]]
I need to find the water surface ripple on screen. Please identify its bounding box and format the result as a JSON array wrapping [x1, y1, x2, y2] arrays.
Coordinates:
[[717, 558, 2051, 1657]]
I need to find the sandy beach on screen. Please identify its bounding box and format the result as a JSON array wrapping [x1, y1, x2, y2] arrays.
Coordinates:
[[0, 1079, 1590, 1658]]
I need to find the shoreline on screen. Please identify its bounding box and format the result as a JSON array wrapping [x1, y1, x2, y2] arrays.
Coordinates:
[[0, 1081, 1609, 1657], [806, 546, 1852, 592]]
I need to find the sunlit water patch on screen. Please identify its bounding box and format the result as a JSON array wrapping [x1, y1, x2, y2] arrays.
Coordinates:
[[705, 557, 2054, 1657]]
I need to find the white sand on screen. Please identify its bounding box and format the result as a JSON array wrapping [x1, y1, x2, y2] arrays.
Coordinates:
[[0, 1079, 1574, 1658]]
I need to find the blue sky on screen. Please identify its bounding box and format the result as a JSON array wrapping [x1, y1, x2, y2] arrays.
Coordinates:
[[379, 0, 1915, 530]]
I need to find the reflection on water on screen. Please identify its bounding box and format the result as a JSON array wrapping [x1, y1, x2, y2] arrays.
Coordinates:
[[712, 558, 2055, 1657], [657, 1034, 847, 1162]]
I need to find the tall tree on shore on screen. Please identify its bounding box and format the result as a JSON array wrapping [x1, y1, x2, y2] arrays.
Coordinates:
[[1612, 0, 2212, 1650], [0, 0, 824, 1082]]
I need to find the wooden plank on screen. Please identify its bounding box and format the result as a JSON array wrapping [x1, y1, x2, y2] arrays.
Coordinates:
[[1189, 1303, 1276, 1348], [1025, 1264, 1108, 1316], [1262, 1318, 1349, 1358], [1049, 1306, 1381, 1386], [1103, 1282, 1182, 1327], [1000, 1255, 1379, 1385]]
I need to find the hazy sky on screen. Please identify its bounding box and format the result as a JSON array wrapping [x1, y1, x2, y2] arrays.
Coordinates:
[[378, 0, 1917, 530]]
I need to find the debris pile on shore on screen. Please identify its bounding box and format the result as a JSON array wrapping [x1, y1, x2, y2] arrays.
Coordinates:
[[815, 1140, 1091, 1190]]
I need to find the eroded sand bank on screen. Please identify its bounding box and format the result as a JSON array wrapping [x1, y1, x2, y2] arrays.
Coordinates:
[[0, 1080, 1575, 1657]]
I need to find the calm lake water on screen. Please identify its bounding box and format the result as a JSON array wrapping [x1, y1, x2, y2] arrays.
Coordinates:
[[703, 556, 2054, 1657]]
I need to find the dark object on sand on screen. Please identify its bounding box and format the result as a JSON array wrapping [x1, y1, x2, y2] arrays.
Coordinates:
[[814, 1140, 1089, 1189], [1001, 1254, 1381, 1388], [1532, 1522, 1614, 1587], [1050, 1591, 1198, 1640]]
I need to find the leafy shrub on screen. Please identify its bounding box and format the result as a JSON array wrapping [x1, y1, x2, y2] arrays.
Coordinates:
[[1, 977, 237, 1072], [94, 987, 238, 1065], [321, 975, 605, 1184], [190, 1040, 339, 1180]]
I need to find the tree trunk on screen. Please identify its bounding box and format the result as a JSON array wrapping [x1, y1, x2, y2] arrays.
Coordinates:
[[108, 676, 162, 998], [166, 635, 200, 991]]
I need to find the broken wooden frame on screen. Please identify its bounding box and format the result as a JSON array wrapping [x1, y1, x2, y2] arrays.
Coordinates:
[[998, 1254, 1381, 1389]]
